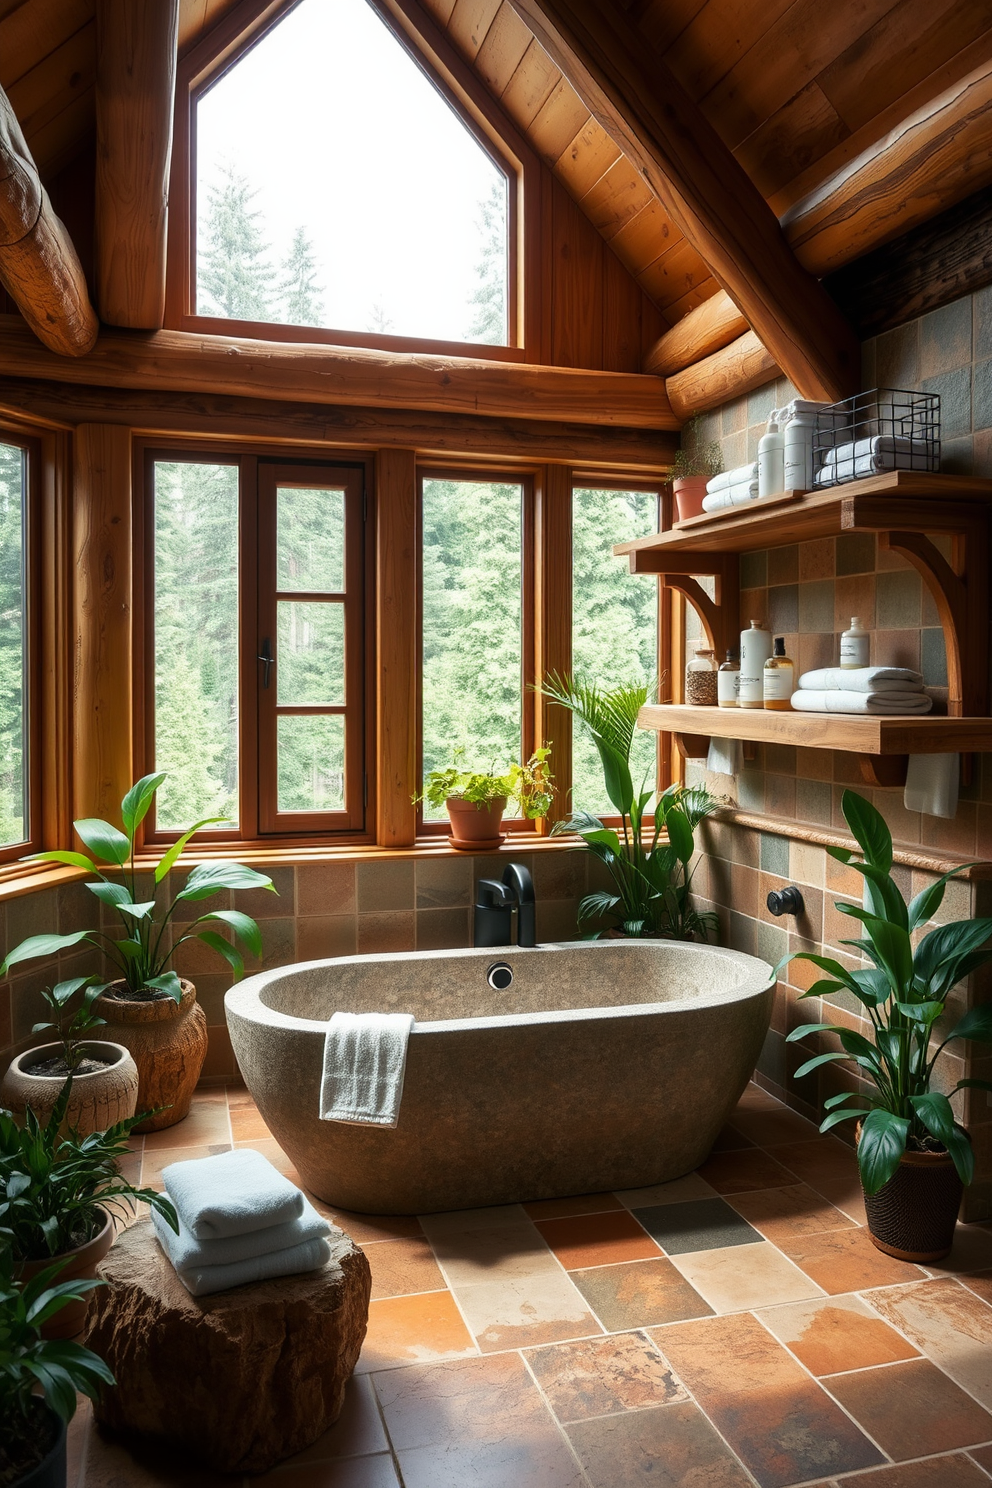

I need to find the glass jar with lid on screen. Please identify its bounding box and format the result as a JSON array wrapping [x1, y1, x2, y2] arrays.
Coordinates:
[[685, 648, 718, 706]]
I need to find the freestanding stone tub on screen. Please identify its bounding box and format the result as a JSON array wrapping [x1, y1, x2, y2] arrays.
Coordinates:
[[225, 940, 775, 1214]]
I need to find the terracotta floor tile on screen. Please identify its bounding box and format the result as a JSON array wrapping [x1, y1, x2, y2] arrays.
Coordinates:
[[765, 1136, 860, 1192], [224, 1084, 256, 1108], [729, 1105, 822, 1147], [926, 1224, 992, 1277], [82, 1422, 231, 1486], [710, 1122, 756, 1151], [142, 1102, 232, 1151], [372, 1351, 556, 1448], [356, 1291, 476, 1372], [736, 1082, 782, 1112], [570, 1257, 714, 1331], [269, 1375, 387, 1464], [781, 1227, 926, 1294], [825, 1358, 992, 1460], [139, 1142, 232, 1190], [696, 1148, 799, 1194], [652, 1313, 883, 1486], [522, 1193, 623, 1221], [970, 1442, 992, 1473], [669, 1240, 826, 1314], [453, 1270, 603, 1352], [534, 1210, 662, 1269], [962, 1269, 992, 1305], [229, 1107, 271, 1142], [395, 1436, 584, 1488], [814, 1176, 868, 1226], [634, 1197, 763, 1254], [419, 1204, 530, 1235], [525, 1331, 686, 1423], [615, 1174, 717, 1208], [758, 1294, 920, 1375], [836, 1457, 992, 1488], [567, 1398, 754, 1488], [727, 1183, 859, 1242], [864, 1278, 992, 1409], [366, 1237, 446, 1300], [323, 1207, 423, 1244], [233, 1136, 297, 1177], [254, 1453, 399, 1487], [428, 1222, 560, 1287]]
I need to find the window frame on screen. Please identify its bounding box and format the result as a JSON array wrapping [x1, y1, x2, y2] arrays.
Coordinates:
[[166, 0, 542, 360], [0, 426, 42, 866]]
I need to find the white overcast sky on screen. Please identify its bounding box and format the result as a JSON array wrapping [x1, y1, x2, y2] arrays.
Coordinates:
[[196, 0, 506, 343]]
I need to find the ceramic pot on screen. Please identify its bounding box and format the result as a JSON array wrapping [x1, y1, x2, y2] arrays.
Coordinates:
[[20, 1209, 114, 1340], [446, 796, 507, 852], [1, 1041, 139, 1136], [858, 1125, 964, 1262], [91, 981, 207, 1132], [9, 1404, 66, 1488], [672, 476, 709, 522]]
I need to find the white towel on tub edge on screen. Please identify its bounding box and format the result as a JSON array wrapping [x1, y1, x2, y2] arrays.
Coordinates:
[[320, 1010, 415, 1127]]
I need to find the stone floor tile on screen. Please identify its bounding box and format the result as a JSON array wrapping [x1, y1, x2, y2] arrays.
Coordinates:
[[356, 1291, 477, 1372], [633, 1197, 763, 1254], [233, 1136, 297, 1177], [696, 1148, 799, 1194], [834, 1454, 992, 1487], [780, 1228, 927, 1294], [395, 1436, 584, 1488], [729, 1105, 821, 1147], [81, 1422, 235, 1486], [735, 1082, 782, 1112], [757, 1294, 920, 1375], [534, 1210, 662, 1269], [522, 1193, 624, 1221], [570, 1257, 714, 1331], [418, 1205, 530, 1235], [142, 1102, 232, 1151], [925, 1224, 992, 1277], [525, 1331, 686, 1423], [709, 1122, 756, 1151], [567, 1399, 753, 1488], [765, 1136, 861, 1192], [271, 1375, 388, 1463], [961, 1269, 992, 1305], [813, 1176, 868, 1225], [726, 1183, 857, 1242], [372, 1352, 557, 1449], [864, 1278, 992, 1409], [969, 1442, 992, 1474], [427, 1221, 560, 1287], [323, 1207, 423, 1244], [614, 1174, 717, 1208], [254, 1453, 399, 1487], [228, 1106, 271, 1142], [452, 1268, 603, 1352], [365, 1237, 446, 1301], [139, 1142, 232, 1190], [825, 1358, 992, 1460], [668, 1240, 826, 1313]]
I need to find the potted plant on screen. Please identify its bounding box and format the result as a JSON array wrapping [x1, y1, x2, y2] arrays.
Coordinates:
[[670, 413, 722, 522], [0, 1079, 178, 1339], [0, 1246, 115, 1488], [0, 978, 139, 1136], [782, 789, 992, 1261], [0, 773, 276, 1131], [416, 748, 553, 850], [541, 675, 720, 938]]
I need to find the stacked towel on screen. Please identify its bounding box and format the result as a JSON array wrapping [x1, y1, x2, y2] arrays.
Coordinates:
[[815, 435, 933, 486], [153, 1147, 332, 1296], [702, 463, 758, 513], [792, 665, 931, 716]]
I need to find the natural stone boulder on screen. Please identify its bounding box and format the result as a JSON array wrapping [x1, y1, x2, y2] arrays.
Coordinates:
[[83, 1219, 371, 1473]]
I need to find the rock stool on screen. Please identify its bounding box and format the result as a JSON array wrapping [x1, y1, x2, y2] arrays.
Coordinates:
[[82, 1219, 372, 1474]]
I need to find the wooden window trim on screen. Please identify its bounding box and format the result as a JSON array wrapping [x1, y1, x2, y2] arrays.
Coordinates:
[[167, 0, 542, 361], [0, 426, 44, 867]]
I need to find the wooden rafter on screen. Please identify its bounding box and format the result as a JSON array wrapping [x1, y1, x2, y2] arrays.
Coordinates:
[[666, 331, 780, 421], [642, 291, 747, 378], [506, 0, 860, 403]]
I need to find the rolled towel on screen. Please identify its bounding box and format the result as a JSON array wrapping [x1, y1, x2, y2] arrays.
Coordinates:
[[701, 481, 758, 513], [151, 1194, 330, 1273], [706, 738, 742, 775], [162, 1148, 305, 1241], [798, 666, 924, 694], [791, 689, 932, 715], [822, 434, 930, 466], [321, 1010, 414, 1127], [904, 753, 959, 819], [705, 463, 757, 496], [162, 1231, 332, 1297]]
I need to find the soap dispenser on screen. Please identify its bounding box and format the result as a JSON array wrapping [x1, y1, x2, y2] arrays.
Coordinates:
[[757, 415, 785, 498]]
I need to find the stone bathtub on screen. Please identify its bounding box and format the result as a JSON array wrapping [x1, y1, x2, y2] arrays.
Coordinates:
[[225, 940, 775, 1214]]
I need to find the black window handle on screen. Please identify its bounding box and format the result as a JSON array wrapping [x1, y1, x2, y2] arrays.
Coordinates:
[[257, 637, 273, 689]]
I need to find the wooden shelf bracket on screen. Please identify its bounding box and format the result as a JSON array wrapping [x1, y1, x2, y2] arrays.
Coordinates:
[[627, 549, 740, 660]]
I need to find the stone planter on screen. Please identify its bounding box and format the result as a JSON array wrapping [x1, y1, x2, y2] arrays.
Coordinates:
[[1, 1041, 139, 1135], [859, 1126, 965, 1262], [20, 1209, 115, 1340], [445, 795, 507, 851], [92, 981, 207, 1133]]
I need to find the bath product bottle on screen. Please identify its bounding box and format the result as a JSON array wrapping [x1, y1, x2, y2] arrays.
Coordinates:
[[717, 650, 740, 708], [739, 621, 772, 708], [840, 616, 870, 669], [757, 417, 785, 498], [763, 637, 795, 710], [783, 405, 816, 491], [685, 648, 718, 706]]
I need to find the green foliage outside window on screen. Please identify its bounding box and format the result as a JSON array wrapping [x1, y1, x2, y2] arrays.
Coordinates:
[[0, 441, 25, 849]]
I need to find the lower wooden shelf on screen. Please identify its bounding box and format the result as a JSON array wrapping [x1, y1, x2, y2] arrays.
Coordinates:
[[638, 704, 992, 755]]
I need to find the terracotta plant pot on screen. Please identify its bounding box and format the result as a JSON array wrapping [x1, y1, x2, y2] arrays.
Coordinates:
[[8, 1404, 66, 1488], [858, 1126, 964, 1262], [1, 1041, 139, 1136], [91, 981, 207, 1133], [445, 796, 507, 852], [672, 476, 709, 522], [20, 1209, 115, 1340]]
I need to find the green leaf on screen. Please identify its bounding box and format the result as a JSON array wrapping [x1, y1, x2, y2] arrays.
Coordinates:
[[907, 865, 971, 931], [0, 930, 92, 978], [27, 849, 97, 871], [858, 1108, 910, 1195], [824, 1090, 865, 1110], [942, 1006, 992, 1045], [895, 1000, 944, 1025], [662, 805, 693, 865], [176, 861, 277, 902], [194, 930, 245, 981], [120, 773, 166, 835], [826, 844, 853, 865], [842, 790, 893, 871], [73, 818, 131, 866], [153, 816, 230, 883], [910, 1091, 956, 1144], [86, 881, 133, 909], [793, 1050, 851, 1079], [851, 861, 908, 930], [820, 1107, 868, 1133], [787, 952, 858, 989], [914, 919, 992, 991], [195, 909, 262, 958], [143, 971, 184, 1003], [577, 826, 622, 856], [117, 900, 157, 922], [838, 1028, 883, 1068], [786, 1021, 840, 1044], [952, 1078, 992, 1094], [944, 1123, 975, 1187]]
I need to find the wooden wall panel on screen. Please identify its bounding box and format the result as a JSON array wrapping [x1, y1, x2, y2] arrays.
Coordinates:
[[375, 448, 418, 847]]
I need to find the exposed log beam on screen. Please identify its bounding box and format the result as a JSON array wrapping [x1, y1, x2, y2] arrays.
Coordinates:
[[0, 317, 676, 429], [508, 0, 859, 402], [95, 0, 179, 329], [642, 291, 747, 377], [0, 85, 98, 357], [666, 331, 780, 422], [784, 61, 992, 278]]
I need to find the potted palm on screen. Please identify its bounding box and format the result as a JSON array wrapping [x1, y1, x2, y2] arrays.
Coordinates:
[[670, 413, 722, 522], [782, 789, 992, 1261], [0, 1246, 114, 1488], [541, 675, 720, 938], [416, 748, 553, 850], [1, 773, 276, 1130]]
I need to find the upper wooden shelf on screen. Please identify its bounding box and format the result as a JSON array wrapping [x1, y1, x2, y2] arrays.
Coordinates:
[[638, 704, 992, 755]]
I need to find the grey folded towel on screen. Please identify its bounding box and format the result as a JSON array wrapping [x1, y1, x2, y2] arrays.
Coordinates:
[[152, 1195, 330, 1272], [162, 1148, 305, 1240]]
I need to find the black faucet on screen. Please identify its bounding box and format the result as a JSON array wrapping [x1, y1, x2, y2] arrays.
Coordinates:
[[474, 862, 536, 948]]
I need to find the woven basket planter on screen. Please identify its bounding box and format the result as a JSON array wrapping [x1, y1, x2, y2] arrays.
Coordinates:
[[92, 981, 207, 1133], [859, 1126, 964, 1262]]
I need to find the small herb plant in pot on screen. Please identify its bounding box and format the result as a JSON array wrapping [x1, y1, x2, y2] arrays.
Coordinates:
[[1, 773, 276, 1132], [670, 414, 723, 522], [0, 1077, 178, 1340], [0, 978, 139, 1137], [416, 748, 553, 850], [0, 1245, 115, 1488], [781, 789, 992, 1262]]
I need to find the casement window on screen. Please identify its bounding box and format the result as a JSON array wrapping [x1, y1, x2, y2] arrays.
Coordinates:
[[143, 451, 369, 841], [0, 433, 38, 861]]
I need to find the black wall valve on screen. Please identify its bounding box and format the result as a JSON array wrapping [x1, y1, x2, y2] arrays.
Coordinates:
[[766, 885, 805, 918]]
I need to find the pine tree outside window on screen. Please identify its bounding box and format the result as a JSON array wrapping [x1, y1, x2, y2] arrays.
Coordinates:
[[0, 434, 38, 863]]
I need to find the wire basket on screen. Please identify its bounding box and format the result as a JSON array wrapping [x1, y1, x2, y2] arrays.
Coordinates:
[[812, 388, 940, 489]]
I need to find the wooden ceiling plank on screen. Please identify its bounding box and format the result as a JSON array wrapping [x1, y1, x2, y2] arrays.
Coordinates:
[[15, 88, 94, 181], [608, 195, 683, 279], [525, 74, 588, 163], [416, 0, 458, 26], [474, 1, 531, 94], [635, 0, 708, 57], [637, 237, 713, 310], [662, 275, 721, 323], [733, 80, 848, 201], [6, 23, 95, 147], [663, 0, 797, 107], [499, 36, 559, 128], [508, 0, 859, 399], [95, 0, 179, 330], [643, 288, 747, 376], [579, 155, 654, 242], [0, 0, 91, 91], [447, 0, 502, 60], [553, 116, 621, 199]]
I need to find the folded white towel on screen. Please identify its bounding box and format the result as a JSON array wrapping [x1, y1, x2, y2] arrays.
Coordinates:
[[158, 1228, 332, 1297], [321, 1010, 414, 1127], [152, 1195, 330, 1273], [904, 753, 959, 819], [705, 463, 757, 496], [791, 690, 933, 715], [706, 738, 742, 775], [798, 666, 925, 694], [162, 1148, 305, 1241], [701, 482, 758, 513], [815, 436, 933, 486]]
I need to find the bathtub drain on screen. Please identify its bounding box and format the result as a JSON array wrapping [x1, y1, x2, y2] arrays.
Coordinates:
[[487, 961, 513, 991]]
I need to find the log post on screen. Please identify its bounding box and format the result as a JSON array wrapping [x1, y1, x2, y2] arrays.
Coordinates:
[[666, 332, 781, 421], [376, 448, 417, 847], [95, 0, 180, 329], [0, 86, 98, 356], [643, 291, 748, 378]]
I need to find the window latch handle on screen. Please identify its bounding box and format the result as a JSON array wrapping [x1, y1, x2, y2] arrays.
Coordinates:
[[257, 637, 273, 689]]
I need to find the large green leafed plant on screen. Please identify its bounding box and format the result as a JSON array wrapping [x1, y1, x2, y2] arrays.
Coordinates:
[[541, 674, 719, 939], [0, 773, 275, 1002], [781, 789, 992, 1194]]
